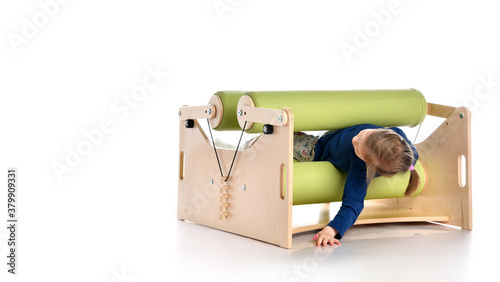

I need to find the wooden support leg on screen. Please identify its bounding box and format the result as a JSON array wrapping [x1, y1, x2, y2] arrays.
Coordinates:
[[177, 109, 295, 248], [375, 106, 472, 229]]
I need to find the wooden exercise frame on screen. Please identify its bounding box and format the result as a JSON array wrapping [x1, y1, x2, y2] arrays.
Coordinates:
[[177, 102, 472, 249]]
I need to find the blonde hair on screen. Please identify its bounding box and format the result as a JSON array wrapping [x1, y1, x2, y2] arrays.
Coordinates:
[[363, 129, 420, 197]]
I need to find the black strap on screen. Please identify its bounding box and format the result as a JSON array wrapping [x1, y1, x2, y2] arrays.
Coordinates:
[[206, 119, 247, 182], [226, 121, 247, 180], [207, 119, 224, 178], [413, 122, 422, 144]]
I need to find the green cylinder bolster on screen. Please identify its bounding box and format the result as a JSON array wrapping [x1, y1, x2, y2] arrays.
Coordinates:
[[292, 160, 425, 205], [209, 90, 427, 204], [243, 89, 427, 133]]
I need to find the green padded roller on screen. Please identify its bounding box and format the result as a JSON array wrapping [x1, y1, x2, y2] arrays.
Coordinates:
[[242, 89, 427, 133], [210, 91, 247, 131], [292, 160, 425, 205], [209, 90, 427, 204]]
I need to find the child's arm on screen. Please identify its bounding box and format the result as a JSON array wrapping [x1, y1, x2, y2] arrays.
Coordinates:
[[317, 157, 368, 244]]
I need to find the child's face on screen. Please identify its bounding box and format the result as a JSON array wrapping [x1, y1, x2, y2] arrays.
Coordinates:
[[352, 129, 376, 161]]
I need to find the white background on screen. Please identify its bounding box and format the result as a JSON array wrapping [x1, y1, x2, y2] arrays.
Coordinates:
[[1, 1, 499, 281]]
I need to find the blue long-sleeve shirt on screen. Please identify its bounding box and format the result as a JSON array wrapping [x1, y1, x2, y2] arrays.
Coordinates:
[[313, 124, 418, 239]]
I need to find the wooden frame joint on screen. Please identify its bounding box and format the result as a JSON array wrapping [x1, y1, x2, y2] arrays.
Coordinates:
[[237, 105, 288, 130], [427, 103, 457, 118], [178, 104, 216, 120]]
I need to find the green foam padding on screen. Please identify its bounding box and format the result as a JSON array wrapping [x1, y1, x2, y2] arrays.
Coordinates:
[[243, 89, 427, 133], [212, 91, 248, 131], [292, 160, 425, 205]]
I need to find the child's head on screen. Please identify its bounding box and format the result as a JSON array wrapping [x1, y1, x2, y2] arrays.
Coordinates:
[[352, 128, 420, 197]]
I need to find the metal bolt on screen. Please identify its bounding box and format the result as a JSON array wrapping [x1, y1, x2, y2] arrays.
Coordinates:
[[459, 113, 464, 119], [207, 109, 212, 115], [178, 111, 181, 116], [209, 179, 213, 185], [237, 110, 243, 116], [241, 185, 246, 191], [278, 115, 283, 122]]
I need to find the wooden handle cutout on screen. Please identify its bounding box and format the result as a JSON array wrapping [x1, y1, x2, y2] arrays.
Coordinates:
[[280, 163, 286, 200]]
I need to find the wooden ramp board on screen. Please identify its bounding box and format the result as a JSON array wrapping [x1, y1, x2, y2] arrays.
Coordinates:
[[355, 201, 450, 225], [292, 201, 449, 234]]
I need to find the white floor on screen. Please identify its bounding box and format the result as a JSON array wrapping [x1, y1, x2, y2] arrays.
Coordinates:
[[175, 219, 493, 282]]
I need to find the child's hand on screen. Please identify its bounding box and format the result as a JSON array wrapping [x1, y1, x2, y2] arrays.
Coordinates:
[[313, 226, 341, 247]]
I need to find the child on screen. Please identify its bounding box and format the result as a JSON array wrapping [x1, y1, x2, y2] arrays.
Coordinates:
[[294, 124, 420, 247]]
